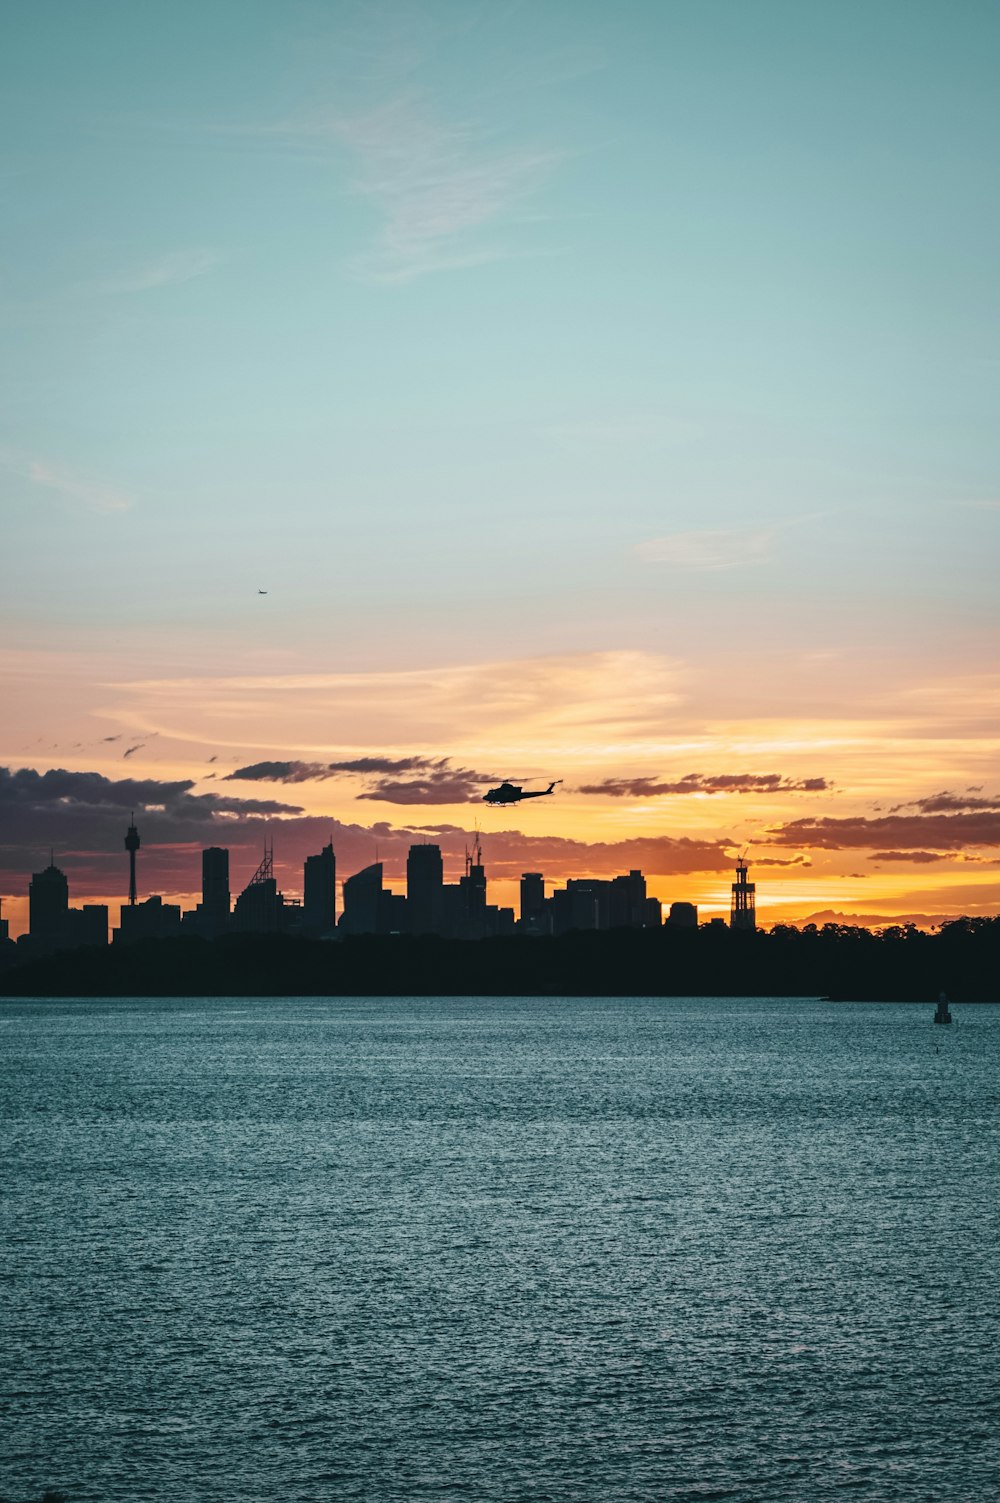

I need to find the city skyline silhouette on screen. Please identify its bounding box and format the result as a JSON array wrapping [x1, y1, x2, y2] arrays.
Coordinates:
[[2, 1, 998, 936]]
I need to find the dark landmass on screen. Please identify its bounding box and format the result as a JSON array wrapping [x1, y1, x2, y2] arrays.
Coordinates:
[[1, 919, 997, 1000]]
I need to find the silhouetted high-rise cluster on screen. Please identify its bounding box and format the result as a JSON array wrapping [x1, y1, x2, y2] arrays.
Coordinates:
[[20, 859, 110, 958], [3, 817, 762, 966]]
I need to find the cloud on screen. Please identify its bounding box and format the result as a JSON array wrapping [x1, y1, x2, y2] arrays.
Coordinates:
[[894, 790, 1000, 814], [0, 764, 732, 901], [333, 94, 562, 282], [0, 766, 300, 850], [227, 755, 440, 782], [754, 855, 812, 867], [116, 651, 686, 751], [225, 755, 496, 803], [122, 743, 145, 759], [765, 811, 1000, 851], [870, 851, 950, 863], [225, 760, 335, 784], [635, 527, 775, 571], [357, 765, 492, 805], [101, 248, 223, 293], [218, 59, 561, 284], [580, 773, 830, 797], [441, 828, 733, 882], [25, 459, 132, 514], [328, 756, 438, 775]]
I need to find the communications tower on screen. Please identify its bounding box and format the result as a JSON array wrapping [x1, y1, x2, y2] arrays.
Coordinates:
[[730, 854, 756, 932], [125, 815, 140, 906]]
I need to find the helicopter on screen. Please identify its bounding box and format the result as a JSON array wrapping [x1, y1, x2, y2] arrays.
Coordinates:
[[483, 779, 562, 806]]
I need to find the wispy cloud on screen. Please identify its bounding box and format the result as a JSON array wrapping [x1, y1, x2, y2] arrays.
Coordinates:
[[114, 650, 687, 752], [334, 94, 561, 281], [636, 511, 833, 572], [635, 527, 775, 571], [25, 458, 133, 514], [191, 7, 565, 284], [100, 248, 223, 294]]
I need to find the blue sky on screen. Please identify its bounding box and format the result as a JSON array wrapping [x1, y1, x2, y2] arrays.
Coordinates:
[[2, 1, 999, 927], [4, 0, 998, 634]]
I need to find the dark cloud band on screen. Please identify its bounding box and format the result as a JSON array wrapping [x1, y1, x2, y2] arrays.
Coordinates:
[[225, 755, 496, 803], [767, 811, 1000, 851], [579, 773, 829, 797]]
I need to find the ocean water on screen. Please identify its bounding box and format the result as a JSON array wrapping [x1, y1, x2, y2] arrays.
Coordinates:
[[1, 996, 997, 1503]]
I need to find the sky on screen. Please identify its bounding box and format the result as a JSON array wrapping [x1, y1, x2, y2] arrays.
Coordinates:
[[2, 0, 999, 937]]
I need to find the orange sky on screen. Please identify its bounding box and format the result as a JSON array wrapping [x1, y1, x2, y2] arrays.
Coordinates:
[[3, 627, 998, 939]]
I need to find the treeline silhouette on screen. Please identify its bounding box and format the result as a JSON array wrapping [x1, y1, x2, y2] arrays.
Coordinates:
[[2, 919, 998, 1000]]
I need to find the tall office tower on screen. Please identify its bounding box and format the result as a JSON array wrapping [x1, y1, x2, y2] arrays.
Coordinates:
[[562, 879, 609, 932], [29, 860, 69, 951], [609, 869, 647, 928], [520, 872, 545, 927], [124, 816, 141, 906], [232, 844, 286, 934], [202, 847, 231, 922], [339, 862, 384, 934], [730, 856, 756, 932], [303, 840, 336, 936], [407, 843, 443, 935]]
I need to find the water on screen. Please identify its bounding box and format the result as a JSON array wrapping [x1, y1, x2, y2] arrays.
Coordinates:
[[1, 996, 997, 1503]]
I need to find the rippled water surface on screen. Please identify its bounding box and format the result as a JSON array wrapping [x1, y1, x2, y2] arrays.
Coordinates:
[[2, 996, 998, 1502]]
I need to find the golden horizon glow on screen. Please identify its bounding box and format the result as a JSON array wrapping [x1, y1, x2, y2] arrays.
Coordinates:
[[3, 641, 998, 939]]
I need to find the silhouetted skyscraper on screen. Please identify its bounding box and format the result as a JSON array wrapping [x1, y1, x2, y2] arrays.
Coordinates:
[[304, 840, 336, 936], [232, 845, 286, 934], [125, 816, 140, 906], [561, 879, 608, 932], [340, 862, 384, 935], [731, 856, 756, 932], [610, 870, 646, 928], [520, 872, 544, 923], [29, 860, 68, 950], [407, 844, 443, 935], [202, 847, 230, 922], [459, 832, 487, 931]]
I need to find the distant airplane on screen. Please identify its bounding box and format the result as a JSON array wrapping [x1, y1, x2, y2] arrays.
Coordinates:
[[258, 588, 268, 595], [483, 779, 561, 806]]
